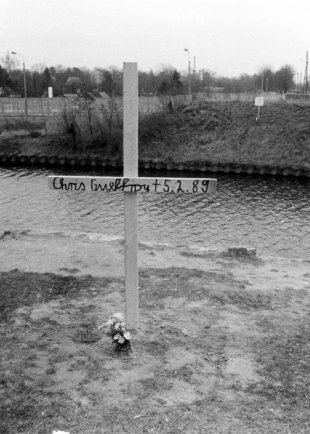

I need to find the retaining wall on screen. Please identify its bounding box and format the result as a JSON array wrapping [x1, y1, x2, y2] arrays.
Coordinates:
[[0, 152, 309, 178]]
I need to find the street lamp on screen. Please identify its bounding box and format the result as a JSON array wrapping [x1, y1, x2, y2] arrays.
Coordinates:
[[11, 51, 28, 117], [184, 48, 191, 97]]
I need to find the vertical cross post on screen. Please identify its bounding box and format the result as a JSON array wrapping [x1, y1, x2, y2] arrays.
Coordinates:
[[123, 63, 138, 331]]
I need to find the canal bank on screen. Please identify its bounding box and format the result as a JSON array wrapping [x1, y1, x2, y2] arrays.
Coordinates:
[[0, 152, 309, 177], [1, 101, 310, 176]]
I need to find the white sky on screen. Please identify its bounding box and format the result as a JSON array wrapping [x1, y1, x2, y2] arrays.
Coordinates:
[[1, 0, 310, 77]]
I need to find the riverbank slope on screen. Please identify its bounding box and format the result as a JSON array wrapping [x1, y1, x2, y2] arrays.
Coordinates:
[[1, 100, 310, 173]]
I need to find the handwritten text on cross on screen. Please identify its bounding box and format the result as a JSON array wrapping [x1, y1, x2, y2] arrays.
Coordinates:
[[49, 176, 217, 194]]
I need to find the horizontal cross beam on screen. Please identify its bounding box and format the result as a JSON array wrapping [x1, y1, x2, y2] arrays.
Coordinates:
[[48, 176, 217, 194]]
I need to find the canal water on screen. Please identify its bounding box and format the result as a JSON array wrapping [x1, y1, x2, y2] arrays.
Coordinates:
[[0, 167, 309, 261]]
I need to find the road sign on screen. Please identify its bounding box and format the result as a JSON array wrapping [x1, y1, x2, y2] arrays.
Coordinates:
[[255, 97, 264, 107]]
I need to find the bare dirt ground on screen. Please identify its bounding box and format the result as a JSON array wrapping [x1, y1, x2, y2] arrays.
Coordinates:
[[1, 234, 310, 433]]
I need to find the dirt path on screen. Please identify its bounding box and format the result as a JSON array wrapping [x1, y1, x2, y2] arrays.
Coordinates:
[[1, 236, 310, 433]]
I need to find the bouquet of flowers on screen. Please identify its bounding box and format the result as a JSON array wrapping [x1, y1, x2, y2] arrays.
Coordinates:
[[99, 313, 131, 352]]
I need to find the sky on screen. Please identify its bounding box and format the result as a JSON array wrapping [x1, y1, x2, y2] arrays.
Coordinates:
[[1, 0, 310, 78]]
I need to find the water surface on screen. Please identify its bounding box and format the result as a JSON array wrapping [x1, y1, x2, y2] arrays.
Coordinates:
[[1, 167, 309, 260]]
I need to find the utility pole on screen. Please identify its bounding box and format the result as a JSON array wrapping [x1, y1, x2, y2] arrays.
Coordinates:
[[305, 51, 308, 93], [11, 51, 28, 117], [184, 48, 191, 97]]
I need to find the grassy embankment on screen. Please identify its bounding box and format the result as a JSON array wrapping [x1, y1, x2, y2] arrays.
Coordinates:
[[0, 100, 310, 170]]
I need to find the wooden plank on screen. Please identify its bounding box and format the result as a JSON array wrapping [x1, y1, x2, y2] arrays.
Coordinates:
[[123, 63, 138, 178], [123, 63, 139, 332], [48, 176, 217, 194], [124, 189, 138, 331], [48, 61, 218, 337]]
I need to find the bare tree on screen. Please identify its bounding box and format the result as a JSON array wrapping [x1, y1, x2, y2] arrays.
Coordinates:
[[1, 51, 18, 72]]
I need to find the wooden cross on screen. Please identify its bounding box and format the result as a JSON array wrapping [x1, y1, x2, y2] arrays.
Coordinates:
[[48, 63, 217, 332]]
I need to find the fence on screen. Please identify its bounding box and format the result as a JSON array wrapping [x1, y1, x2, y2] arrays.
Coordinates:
[[0, 92, 288, 121], [284, 93, 310, 103], [0, 94, 194, 118], [0, 97, 65, 117]]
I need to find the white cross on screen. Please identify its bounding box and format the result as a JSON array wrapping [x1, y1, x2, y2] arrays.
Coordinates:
[[48, 63, 217, 332]]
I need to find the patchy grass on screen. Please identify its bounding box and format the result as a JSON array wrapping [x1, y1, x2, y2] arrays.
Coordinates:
[[247, 318, 310, 430], [1, 264, 309, 433], [0, 269, 113, 322]]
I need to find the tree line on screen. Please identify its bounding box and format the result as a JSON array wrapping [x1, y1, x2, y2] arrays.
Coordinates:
[[0, 51, 296, 98]]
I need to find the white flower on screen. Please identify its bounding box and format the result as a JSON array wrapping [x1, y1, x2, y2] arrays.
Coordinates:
[[114, 334, 121, 340], [118, 336, 125, 344], [112, 313, 124, 322], [114, 322, 121, 331], [123, 332, 131, 340], [106, 318, 114, 327]]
